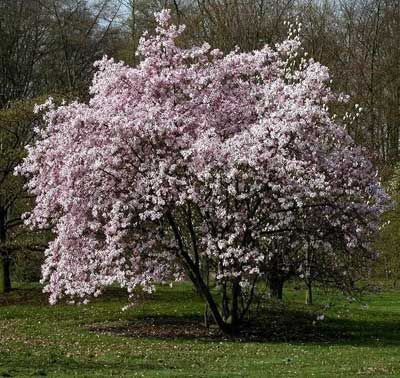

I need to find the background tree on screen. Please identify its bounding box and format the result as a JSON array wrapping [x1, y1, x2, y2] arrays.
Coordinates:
[[0, 99, 47, 292], [0, 1, 49, 107], [39, 0, 123, 96], [376, 164, 400, 285]]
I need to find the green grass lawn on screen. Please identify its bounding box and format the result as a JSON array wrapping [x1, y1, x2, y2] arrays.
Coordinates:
[[1, 282, 400, 377]]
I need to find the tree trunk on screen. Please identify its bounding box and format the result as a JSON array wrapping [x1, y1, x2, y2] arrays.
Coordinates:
[[196, 276, 234, 335], [269, 277, 284, 300], [0, 208, 10, 293], [305, 281, 313, 305], [305, 247, 312, 305], [267, 245, 285, 300], [230, 279, 240, 332], [0, 255, 4, 294], [201, 257, 210, 328], [0, 252, 11, 293], [166, 212, 234, 335], [204, 303, 209, 328]]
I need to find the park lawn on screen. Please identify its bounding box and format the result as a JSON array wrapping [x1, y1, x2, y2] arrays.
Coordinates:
[[0, 282, 400, 377]]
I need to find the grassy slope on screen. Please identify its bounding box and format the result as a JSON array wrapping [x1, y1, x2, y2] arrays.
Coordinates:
[[1, 283, 400, 377]]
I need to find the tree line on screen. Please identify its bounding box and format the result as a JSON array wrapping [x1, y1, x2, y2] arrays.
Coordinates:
[[2, 0, 399, 160], [0, 0, 399, 293]]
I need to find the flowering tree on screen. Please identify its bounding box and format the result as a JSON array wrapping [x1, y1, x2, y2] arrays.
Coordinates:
[[17, 10, 388, 334]]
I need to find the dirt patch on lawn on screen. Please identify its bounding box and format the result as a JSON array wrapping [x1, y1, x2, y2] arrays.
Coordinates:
[[89, 316, 223, 340], [88, 313, 351, 343]]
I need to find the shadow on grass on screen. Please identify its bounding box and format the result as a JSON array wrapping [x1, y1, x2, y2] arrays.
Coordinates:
[[3, 285, 400, 347], [0, 287, 48, 306], [89, 308, 400, 347], [0, 286, 134, 307]]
